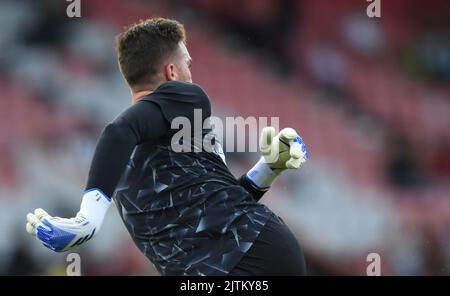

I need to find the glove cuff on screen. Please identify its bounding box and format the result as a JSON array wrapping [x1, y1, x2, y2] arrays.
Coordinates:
[[79, 188, 112, 231], [246, 157, 283, 190]]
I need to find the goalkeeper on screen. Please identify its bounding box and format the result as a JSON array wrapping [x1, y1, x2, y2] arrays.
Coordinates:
[[25, 18, 309, 276]]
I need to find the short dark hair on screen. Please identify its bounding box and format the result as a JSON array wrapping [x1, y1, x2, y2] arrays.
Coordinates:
[[116, 18, 186, 88]]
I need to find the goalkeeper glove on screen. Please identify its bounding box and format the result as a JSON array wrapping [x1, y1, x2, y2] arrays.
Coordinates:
[[26, 189, 112, 252], [246, 127, 308, 190]]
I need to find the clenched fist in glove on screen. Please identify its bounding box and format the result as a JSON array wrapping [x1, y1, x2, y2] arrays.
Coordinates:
[[245, 127, 309, 190]]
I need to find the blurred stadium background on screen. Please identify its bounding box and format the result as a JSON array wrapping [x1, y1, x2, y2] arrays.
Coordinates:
[[0, 0, 449, 275]]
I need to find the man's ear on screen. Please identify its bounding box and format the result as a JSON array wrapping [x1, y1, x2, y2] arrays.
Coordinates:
[[164, 64, 176, 81]]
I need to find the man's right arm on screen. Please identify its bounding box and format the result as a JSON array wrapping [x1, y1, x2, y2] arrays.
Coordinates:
[[86, 100, 169, 198], [26, 100, 169, 252]]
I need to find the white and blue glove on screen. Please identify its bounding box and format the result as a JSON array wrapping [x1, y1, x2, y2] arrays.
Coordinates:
[[26, 189, 112, 252], [246, 127, 308, 190]]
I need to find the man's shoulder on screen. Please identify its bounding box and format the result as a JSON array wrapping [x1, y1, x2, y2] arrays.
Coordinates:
[[155, 81, 208, 97], [139, 80, 212, 121]]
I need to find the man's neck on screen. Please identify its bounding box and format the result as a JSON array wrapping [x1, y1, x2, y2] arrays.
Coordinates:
[[131, 89, 153, 105]]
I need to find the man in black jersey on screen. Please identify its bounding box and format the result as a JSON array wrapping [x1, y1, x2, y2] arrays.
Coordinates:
[[25, 18, 309, 276]]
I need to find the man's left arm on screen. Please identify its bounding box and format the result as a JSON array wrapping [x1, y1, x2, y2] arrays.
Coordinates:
[[238, 127, 309, 202]]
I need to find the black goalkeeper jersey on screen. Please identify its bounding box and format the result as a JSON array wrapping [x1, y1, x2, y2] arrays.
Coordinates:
[[85, 81, 274, 275]]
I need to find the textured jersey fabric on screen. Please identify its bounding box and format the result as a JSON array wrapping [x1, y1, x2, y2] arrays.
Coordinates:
[[86, 81, 274, 275]]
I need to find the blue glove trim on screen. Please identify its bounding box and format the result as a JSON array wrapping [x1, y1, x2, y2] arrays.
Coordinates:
[[37, 219, 77, 252]]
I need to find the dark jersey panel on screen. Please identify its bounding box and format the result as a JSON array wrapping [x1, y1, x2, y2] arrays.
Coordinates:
[[114, 141, 274, 275]]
